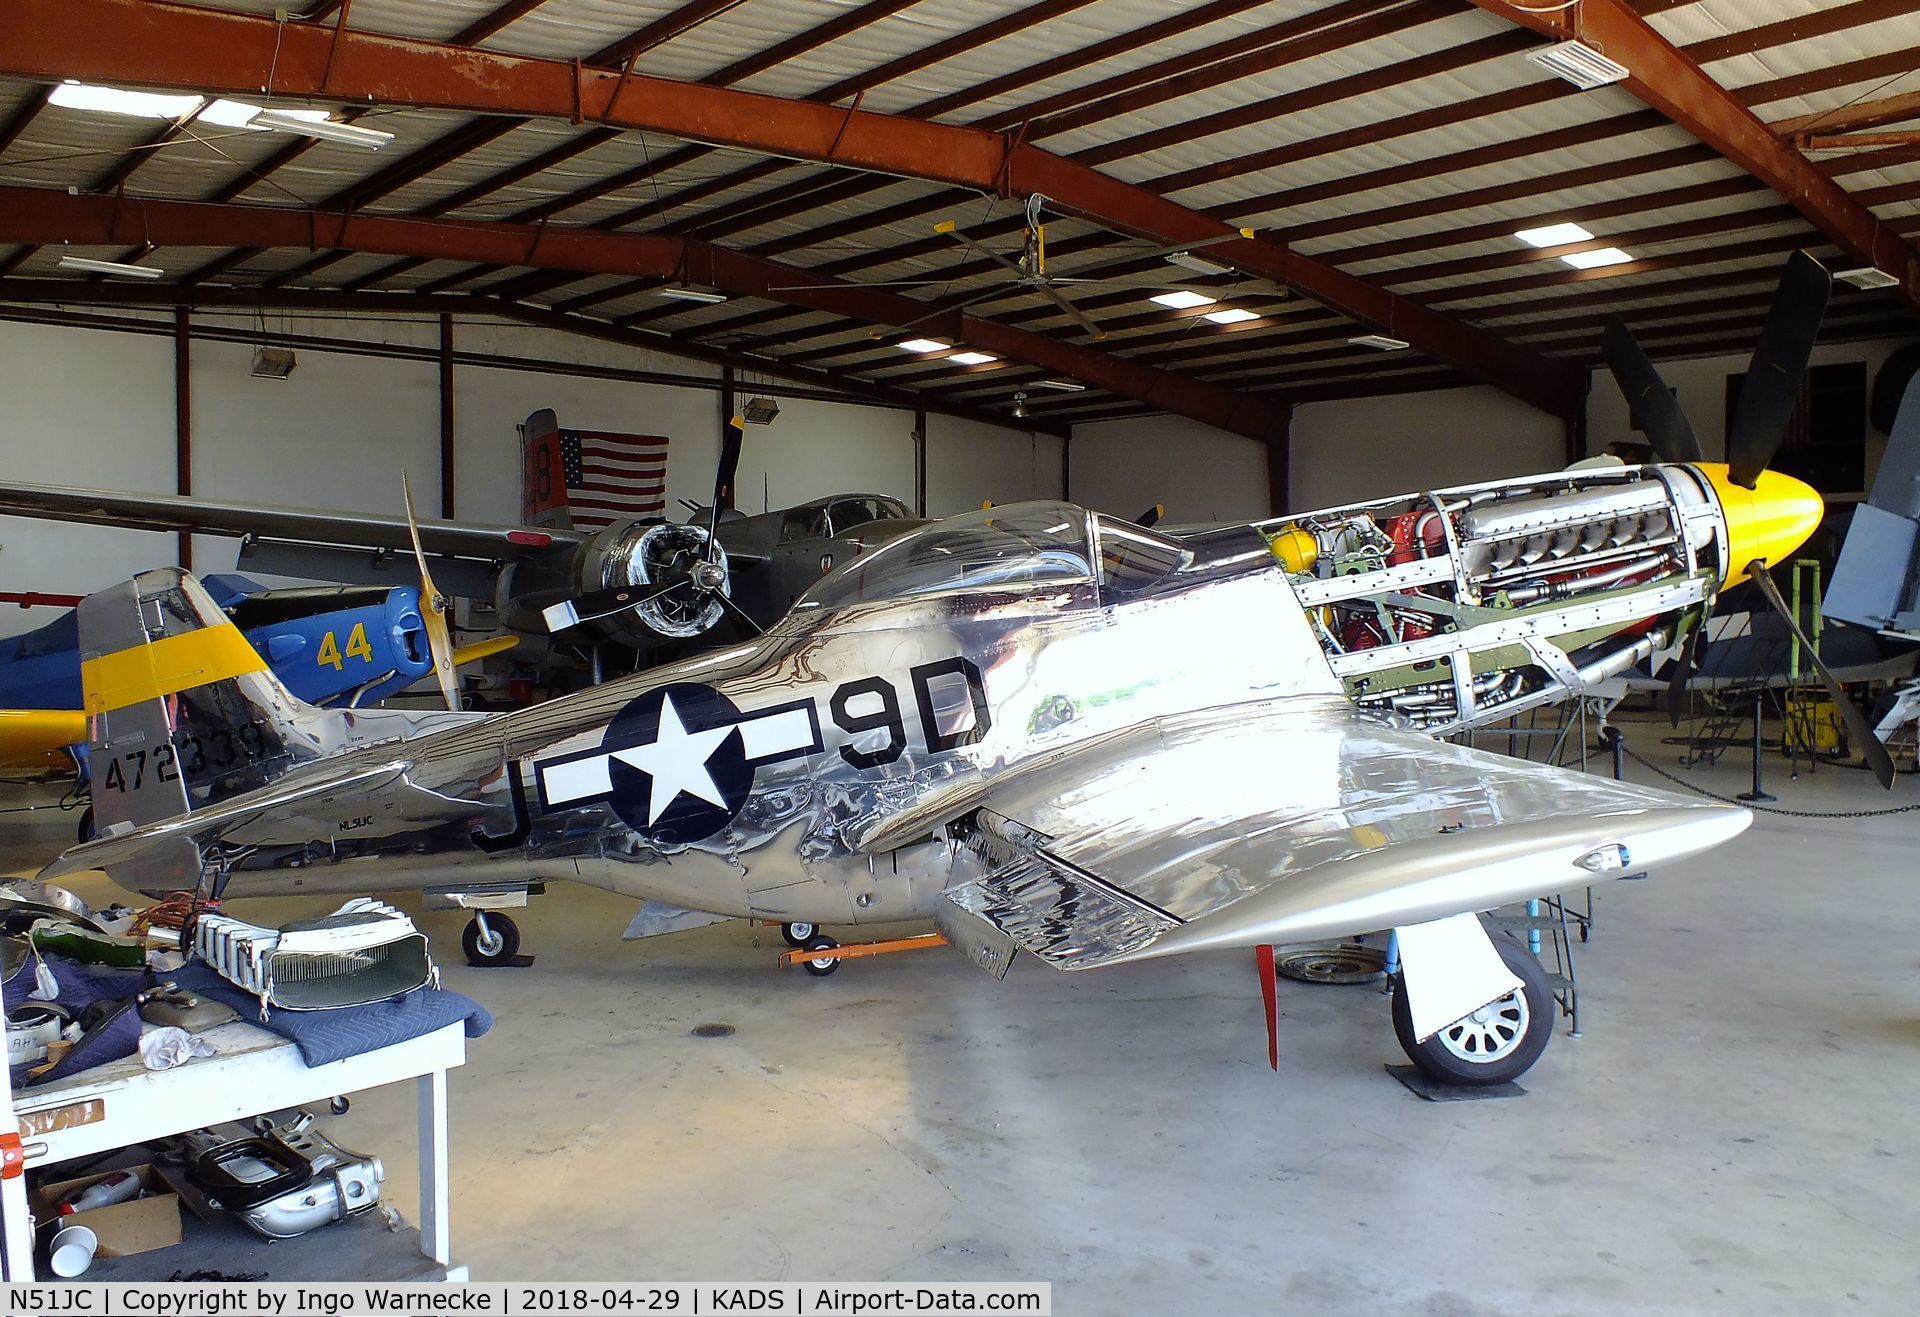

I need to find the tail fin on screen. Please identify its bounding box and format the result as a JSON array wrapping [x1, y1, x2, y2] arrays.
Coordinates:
[[1827, 374, 1920, 635], [519, 407, 576, 531], [80, 567, 329, 836]]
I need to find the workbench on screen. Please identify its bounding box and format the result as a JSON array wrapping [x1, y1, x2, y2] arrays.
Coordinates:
[[0, 1011, 466, 1280]]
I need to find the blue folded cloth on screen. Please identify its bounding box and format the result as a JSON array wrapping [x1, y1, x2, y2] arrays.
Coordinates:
[[1, 952, 150, 1012], [169, 963, 491, 1067], [4, 954, 151, 1087]]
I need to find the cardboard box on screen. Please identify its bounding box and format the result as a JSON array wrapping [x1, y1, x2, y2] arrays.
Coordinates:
[[32, 1163, 183, 1259]]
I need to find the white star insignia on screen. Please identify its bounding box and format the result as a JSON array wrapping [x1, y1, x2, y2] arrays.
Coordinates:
[[611, 692, 735, 825]]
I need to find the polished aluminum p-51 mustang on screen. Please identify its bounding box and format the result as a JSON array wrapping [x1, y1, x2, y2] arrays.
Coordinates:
[[47, 440, 1831, 1084]]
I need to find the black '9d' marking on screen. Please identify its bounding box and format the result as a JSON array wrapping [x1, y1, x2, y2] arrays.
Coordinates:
[[830, 677, 907, 769]]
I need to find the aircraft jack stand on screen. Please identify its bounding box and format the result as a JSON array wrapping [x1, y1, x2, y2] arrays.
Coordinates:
[[779, 932, 948, 976]]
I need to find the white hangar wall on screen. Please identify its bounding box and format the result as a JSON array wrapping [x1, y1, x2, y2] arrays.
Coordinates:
[[1291, 386, 1567, 510], [0, 311, 1058, 638], [1067, 414, 1271, 525]]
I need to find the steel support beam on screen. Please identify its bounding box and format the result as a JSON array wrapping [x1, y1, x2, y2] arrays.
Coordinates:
[[1471, 0, 1920, 315], [439, 312, 456, 517], [173, 306, 192, 569], [0, 0, 1580, 418], [0, 185, 1281, 441]]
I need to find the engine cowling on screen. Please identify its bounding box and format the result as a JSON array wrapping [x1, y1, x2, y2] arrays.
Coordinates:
[[573, 519, 731, 647]]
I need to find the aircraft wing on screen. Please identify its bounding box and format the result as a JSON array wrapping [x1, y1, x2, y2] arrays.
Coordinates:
[[943, 697, 1749, 971], [0, 708, 86, 775], [0, 482, 585, 562]]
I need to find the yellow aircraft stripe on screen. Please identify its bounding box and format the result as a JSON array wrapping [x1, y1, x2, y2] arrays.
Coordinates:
[[80, 623, 268, 716]]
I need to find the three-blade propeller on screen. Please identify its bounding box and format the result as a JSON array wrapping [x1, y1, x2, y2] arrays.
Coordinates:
[[1606, 252, 1894, 786]]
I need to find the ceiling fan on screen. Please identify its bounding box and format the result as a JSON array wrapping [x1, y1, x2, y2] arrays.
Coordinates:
[[772, 194, 1281, 339]]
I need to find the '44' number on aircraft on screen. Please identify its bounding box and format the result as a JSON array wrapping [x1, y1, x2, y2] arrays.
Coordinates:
[[317, 623, 374, 670]]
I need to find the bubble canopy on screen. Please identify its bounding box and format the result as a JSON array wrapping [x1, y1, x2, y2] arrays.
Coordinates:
[[792, 502, 1197, 614], [794, 501, 1095, 612]]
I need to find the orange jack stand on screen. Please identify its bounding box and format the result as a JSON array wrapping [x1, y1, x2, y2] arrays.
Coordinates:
[[779, 932, 947, 967]]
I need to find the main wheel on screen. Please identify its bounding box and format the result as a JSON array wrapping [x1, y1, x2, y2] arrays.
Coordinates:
[[799, 934, 841, 977], [780, 921, 817, 947], [462, 912, 521, 967], [77, 806, 95, 845], [1391, 935, 1552, 1086]]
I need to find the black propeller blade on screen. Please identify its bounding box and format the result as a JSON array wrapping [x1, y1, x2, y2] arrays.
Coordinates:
[[1603, 318, 1703, 463], [1747, 562, 1897, 788], [1136, 503, 1165, 529], [542, 579, 684, 633], [707, 417, 745, 550], [1726, 251, 1832, 489]]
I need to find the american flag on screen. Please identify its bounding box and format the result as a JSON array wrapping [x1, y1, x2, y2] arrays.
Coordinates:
[[524, 423, 669, 530]]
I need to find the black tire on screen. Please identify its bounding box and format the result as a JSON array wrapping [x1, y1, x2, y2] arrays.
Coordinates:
[[1391, 935, 1552, 1086], [461, 913, 521, 967], [799, 934, 840, 977], [77, 806, 95, 845], [780, 921, 817, 947]]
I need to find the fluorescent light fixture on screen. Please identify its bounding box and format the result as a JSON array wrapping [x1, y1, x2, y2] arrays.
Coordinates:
[[1526, 39, 1630, 90], [252, 109, 393, 150], [652, 285, 728, 305], [1150, 289, 1218, 310], [1835, 266, 1900, 290], [1515, 221, 1594, 248], [1561, 246, 1634, 270], [898, 338, 949, 353], [1165, 250, 1233, 276], [1033, 379, 1087, 393], [949, 351, 997, 366], [1204, 307, 1259, 325], [49, 83, 340, 137], [202, 100, 330, 130], [49, 81, 202, 120], [56, 254, 163, 279], [1349, 334, 1409, 351]]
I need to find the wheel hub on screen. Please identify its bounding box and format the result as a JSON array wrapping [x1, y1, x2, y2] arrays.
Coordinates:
[[1436, 988, 1530, 1064]]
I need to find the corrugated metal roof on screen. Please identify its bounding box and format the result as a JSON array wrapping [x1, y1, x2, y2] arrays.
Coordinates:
[[0, 0, 1913, 428]]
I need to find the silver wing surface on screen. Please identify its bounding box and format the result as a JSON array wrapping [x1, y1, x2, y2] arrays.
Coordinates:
[[946, 697, 1749, 970], [0, 482, 585, 561]]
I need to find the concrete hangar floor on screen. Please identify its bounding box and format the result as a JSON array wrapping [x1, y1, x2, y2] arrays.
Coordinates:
[[4, 717, 1913, 1314]]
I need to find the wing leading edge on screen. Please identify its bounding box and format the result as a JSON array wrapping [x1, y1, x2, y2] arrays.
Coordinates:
[[946, 697, 1749, 971]]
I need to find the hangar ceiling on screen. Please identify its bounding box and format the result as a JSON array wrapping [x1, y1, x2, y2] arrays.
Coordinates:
[[0, 0, 1914, 437]]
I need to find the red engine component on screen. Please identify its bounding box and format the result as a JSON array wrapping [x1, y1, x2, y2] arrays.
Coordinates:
[[1395, 613, 1436, 643], [1384, 512, 1423, 566], [1342, 617, 1385, 650]]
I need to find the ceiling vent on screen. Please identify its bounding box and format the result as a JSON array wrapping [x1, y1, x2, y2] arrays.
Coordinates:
[[1526, 40, 1630, 90], [1834, 266, 1900, 290], [251, 346, 297, 381], [1348, 334, 1410, 352]]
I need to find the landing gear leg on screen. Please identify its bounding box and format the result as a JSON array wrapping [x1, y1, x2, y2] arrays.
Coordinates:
[[780, 921, 818, 948], [462, 911, 522, 967]]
